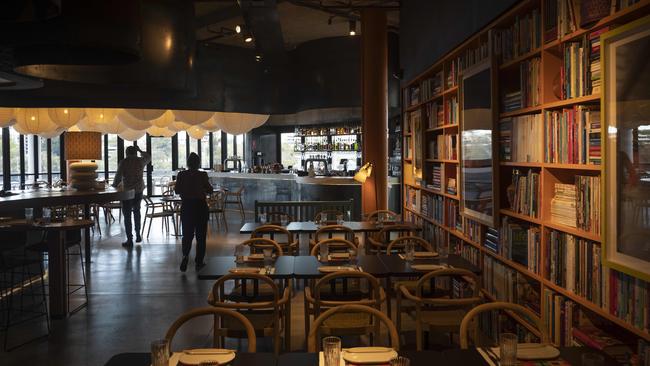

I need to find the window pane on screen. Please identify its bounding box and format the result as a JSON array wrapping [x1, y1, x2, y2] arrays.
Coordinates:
[[151, 137, 172, 195], [280, 133, 297, 168], [107, 135, 118, 181], [39, 137, 48, 177], [178, 132, 187, 169], [9, 129, 21, 189], [227, 134, 234, 158], [51, 136, 61, 182], [201, 135, 210, 169], [25, 135, 36, 183], [189, 137, 199, 155], [96, 136, 105, 178], [213, 131, 222, 166], [236, 134, 244, 159]]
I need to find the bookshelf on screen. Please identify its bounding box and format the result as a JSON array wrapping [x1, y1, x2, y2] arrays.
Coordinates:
[[402, 0, 650, 351]]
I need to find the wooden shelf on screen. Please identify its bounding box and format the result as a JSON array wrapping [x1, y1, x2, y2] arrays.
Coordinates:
[[543, 94, 601, 109], [544, 163, 602, 171], [500, 105, 543, 118], [426, 124, 459, 132], [443, 85, 458, 95], [425, 158, 458, 164], [500, 209, 542, 225], [499, 48, 542, 70], [500, 161, 542, 168], [543, 221, 601, 242]]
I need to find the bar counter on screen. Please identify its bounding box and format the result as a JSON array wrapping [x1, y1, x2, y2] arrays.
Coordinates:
[[204, 172, 400, 220]]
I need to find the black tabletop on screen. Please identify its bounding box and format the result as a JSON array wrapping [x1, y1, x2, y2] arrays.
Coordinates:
[[103, 352, 276, 366], [292, 255, 390, 279], [240, 222, 288, 234], [197, 256, 295, 280], [378, 254, 481, 277]]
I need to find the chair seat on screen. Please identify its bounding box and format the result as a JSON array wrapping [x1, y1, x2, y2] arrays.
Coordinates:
[[321, 312, 373, 334], [420, 309, 467, 329]]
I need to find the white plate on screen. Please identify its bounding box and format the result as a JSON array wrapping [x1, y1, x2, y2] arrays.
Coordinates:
[[171, 349, 236, 365], [318, 265, 356, 273], [491, 344, 560, 360], [342, 347, 398, 364]]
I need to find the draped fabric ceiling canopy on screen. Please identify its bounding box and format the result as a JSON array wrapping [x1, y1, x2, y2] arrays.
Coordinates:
[[0, 108, 270, 141]]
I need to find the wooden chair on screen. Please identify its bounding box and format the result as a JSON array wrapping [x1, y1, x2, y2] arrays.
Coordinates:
[[365, 209, 399, 222], [251, 225, 297, 256], [224, 186, 245, 221], [308, 304, 400, 352], [459, 302, 547, 349], [310, 238, 358, 258], [264, 211, 293, 225], [100, 201, 122, 223], [367, 224, 418, 254], [240, 238, 284, 257], [308, 225, 359, 252], [304, 271, 385, 341], [314, 209, 345, 224], [207, 190, 228, 231], [385, 236, 433, 255], [164, 307, 256, 353], [397, 268, 482, 350], [141, 196, 175, 238], [207, 273, 291, 355]]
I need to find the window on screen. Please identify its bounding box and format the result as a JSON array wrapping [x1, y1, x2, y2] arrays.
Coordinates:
[[107, 135, 118, 181], [226, 133, 234, 158], [9, 128, 21, 189], [96, 136, 105, 179], [151, 137, 173, 195], [236, 134, 244, 159], [201, 134, 210, 169], [39, 137, 48, 179], [280, 133, 298, 168], [0, 129, 3, 187], [189, 137, 199, 155], [51, 136, 61, 182], [178, 132, 187, 169], [212, 131, 222, 168]]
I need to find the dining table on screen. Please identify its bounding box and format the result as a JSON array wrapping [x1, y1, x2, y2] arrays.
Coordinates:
[[0, 218, 95, 318], [239, 221, 421, 235], [0, 187, 134, 264]]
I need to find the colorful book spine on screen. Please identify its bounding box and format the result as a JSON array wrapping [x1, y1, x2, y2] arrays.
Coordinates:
[[509, 168, 541, 218], [544, 105, 600, 165], [492, 8, 541, 63], [603, 269, 650, 332], [499, 114, 543, 162]]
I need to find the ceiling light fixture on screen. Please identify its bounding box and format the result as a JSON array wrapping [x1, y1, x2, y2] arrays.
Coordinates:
[[349, 20, 356, 36], [255, 55, 262, 62], [235, 25, 242, 34], [244, 32, 253, 43]]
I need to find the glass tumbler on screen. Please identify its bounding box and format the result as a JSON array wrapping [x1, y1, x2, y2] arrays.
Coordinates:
[[259, 213, 267, 225], [336, 214, 344, 225], [280, 214, 288, 226], [235, 244, 245, 263], [25, 208, 34, 224], [499, 333, 518, 366], [151, 339, 169, 366], [322, 336, 341, 366]]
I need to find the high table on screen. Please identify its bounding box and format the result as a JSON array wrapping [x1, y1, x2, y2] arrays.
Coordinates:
[[0, 218, 95, 318], [0, 187, 134, 264]]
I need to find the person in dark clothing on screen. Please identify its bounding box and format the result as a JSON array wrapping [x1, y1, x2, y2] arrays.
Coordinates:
[[174, 152, 213, 272]]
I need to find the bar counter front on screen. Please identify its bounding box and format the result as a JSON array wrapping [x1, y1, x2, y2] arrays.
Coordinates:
[[204, 172, 401, 220]]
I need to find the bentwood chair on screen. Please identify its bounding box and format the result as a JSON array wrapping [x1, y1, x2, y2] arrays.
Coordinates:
[[264, 212, 293, 225], [303, 271, 385, 341], [165, 307, 256, 352], [207, 273, 291, 355], [251, 225, 297, 256], [141, 196, 176, 238], [367, 224, 418, 254], [459, 302, 547, 349], [364, 209, 399, 222], [207, 190, 228, 231], [308, 304, 400, 352], [223, 186, 245, 221], [240, 238, 284, 257], [308, 225, 359, 253], [309, 238, 358, 258], [385, 235, 434, 255], [100, 201, 122, 223], [314, 210, 345, 224], [397, 268, 482, 350]]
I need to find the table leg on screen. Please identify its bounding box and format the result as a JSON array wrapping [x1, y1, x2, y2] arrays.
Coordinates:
[[385, 277, 392, 320], [48, 230, 68, 318], [83, 204, 91, 265], [284, 278, 292, 352]]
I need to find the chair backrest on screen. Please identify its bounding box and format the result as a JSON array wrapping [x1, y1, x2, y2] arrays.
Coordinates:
[[412, 268, 480, 301], [313, 225, 356, 243], [365, 210, 399, 222], [372, 224, 418, 245], [254, 199, 354, 222], [310, 238, 357, 256], [239, 237, 284, 256], [251, 224, 294, 244], [314, 209, 345, 223], [307, 304, 399, 352], [386, 236, 433, 254], [207, 191, 225, 208], [164, 307, 256, 353], [264, 211, 294, 224], [210, 273, 280, 305], [459, 302, 546, 349], [143, 196, 155, 205], [312, 271, 382, 309]]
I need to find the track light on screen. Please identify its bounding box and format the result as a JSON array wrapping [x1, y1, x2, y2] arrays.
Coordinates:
[[235, 25, 242, 34], [349, 20, 356, 36], [255, 55, 262, 62], [244, 34, 253, 43]]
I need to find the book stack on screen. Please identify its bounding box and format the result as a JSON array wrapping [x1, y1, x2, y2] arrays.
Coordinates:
[[433, 134, 458, 160], [421, 71, 444, 100], [420, 193, 443, 224], [509, 168, 541, 218], [572, 325, 636, 365], [499, 114, 543, 162], [425, 101, 443, 129], [589, 28, 608, 94], [484, 226, 500, 254], [503, 91, 523, 112], [551, 183, 577, 227], [446, 199, 461, 231], [543, 289, 578, 346], [483, 256, 541, 313], [575, 175, 600, 234], [430, 164, 442, 191], [562, 39, 588, 99], [604, 269, 649, 332], [422, 221, 447, 250], [546, 229, 602, 305], [463, 217, 482, 243], [492, 8, 541, 64], [520, 57, 541, 107], [544, 105, 600, 164], [500, 217, 541, 274], [445, 95, 458, 125]]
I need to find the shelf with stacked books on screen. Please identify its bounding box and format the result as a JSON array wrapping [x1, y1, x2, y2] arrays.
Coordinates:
[[500, 209, 543, 225]]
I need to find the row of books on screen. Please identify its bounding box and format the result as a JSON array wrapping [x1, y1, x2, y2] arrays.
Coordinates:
[[405, 185, 420, 212], [543, 106, 601, 165], [478, 309, 540, 345], [422, 220, 447, 253], [545, 229, 602, 305], [543, 289, 578, 346], [575, 175, 600, 234], [405, 85, 420, 107], [492, 8, 541, 64], [589, 28, 609, 95], [446, 199, 462, 231], [462, 217, 483, 244], [499, 114, 543, 162], [604, 269, 650, 332], [428, 164, 442, 191], [425, 101, 443, 129], [445, 95, 459, 125], [428, 134, 458, 160], [447, 40, 490, 88], [483, 256, 541, 313], [508, 168, 541, 218], [484, 226, 499, 254], [551, 182, 577, 227], [420, 192, 443, 224], [421, 71, 444, 101], [562, 39, 589, 99], [500, 217, 542, 274], [451, 236, 480, 266], [519, 57, 541, 108]]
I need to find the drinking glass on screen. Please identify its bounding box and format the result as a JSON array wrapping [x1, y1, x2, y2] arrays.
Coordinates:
[[25, 208, 34, 224], [581, 353, 605, 366], [320, 212, 327, 224], [390, 356, 410, 366], [322, 336, 341, 366], [404, 241, 415, 261], [499, 333, 518, 366], [42, 207, 51, 224], [151, 339, 170, 366], [377, 212, 385, 227], [235, 244, 245, 263], [336, 214, 344, 225], [319, 243, 329, 262], [280, 214, 288, 226], [259, 213, 267, 225]]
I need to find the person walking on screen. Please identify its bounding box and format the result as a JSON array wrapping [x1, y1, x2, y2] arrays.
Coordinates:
[[112, 145, 150, 248], [174, 152, 213, 272]]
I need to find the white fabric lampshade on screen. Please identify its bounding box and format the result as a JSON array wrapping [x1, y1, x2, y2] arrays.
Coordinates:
[[201, 114, 222, 131], [173, 110, 214, 126], [118, 128, 146, 141], [85, 108, 119, 126], [48, 108, 85, 128], [0, 107, 17, 127], [38, 127, 66, 139], [187, 125, 206, 139], [147, 125, 176, 137], [14, 108, 60, 135], [150, 110, 175, 128], [98, 116, 127, 134], [218, 112, 269, 135], [167, 120, 191, 132], [118, 111, 151, 130], [124, 108, 166, 121]]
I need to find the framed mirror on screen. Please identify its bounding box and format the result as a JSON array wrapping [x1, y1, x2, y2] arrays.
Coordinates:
[[460, 58, 498, 227], [602, 16, 650, 280]]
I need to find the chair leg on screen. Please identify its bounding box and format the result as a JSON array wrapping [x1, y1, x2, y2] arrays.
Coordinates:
[[147, 216, 153, 238]]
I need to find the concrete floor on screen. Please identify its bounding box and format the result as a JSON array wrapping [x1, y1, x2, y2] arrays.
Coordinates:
[[1, 208, 441, 366]]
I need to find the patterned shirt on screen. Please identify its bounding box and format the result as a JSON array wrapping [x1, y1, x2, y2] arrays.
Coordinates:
[[112, 152, 151, 193]]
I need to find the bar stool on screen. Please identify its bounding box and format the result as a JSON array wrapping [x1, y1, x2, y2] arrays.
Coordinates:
[[223, 186, 245, 221]]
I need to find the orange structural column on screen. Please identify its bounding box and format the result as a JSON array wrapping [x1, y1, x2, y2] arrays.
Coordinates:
[[361, 9, 388, 214]]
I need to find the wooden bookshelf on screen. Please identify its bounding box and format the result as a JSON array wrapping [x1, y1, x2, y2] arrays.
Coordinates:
[[402, 0, 650, 345]]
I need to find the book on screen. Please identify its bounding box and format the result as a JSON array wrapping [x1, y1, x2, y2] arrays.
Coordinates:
[[575, 175, 600, 234], [446, 177, 457, 196], [519, 57, 541, 108], [500, 217, 541, 274], [551, 183, 577, 228], [544, 105, 600, 165], [499, 114, 543, 162], [483, 256, 541, 313], [508, 168, 541, 218], [492, 8, 541, 64]]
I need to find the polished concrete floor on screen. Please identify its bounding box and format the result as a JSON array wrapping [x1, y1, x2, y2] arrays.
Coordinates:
[[1, 208, 439, 366]]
